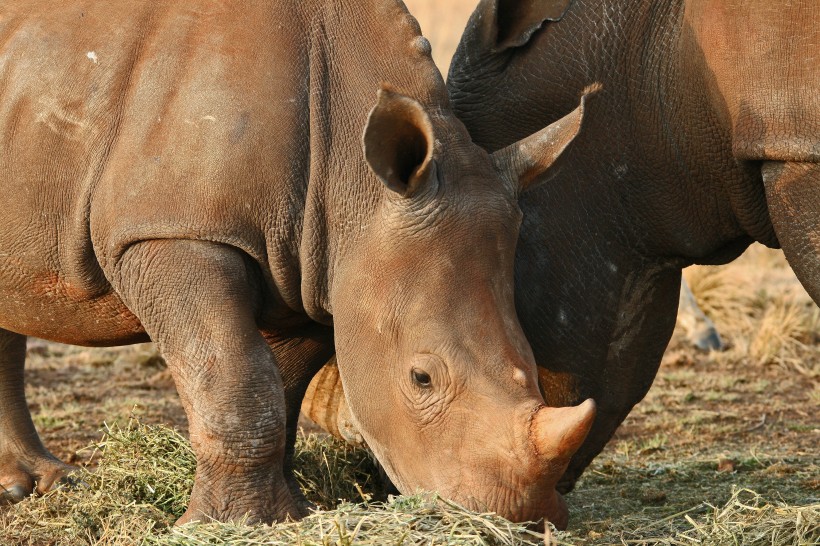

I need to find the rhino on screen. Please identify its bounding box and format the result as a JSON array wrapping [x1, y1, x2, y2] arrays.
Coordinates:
[[0, 0, 605, 527], [303, 0, 819, 500], [444, 0, 820, 491]]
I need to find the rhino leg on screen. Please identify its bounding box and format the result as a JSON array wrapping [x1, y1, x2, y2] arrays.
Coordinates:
[[764, 161, 820, 305], [0, 329, 74, 503], [678, 279, 724, 352], [113, 239, 300, 524], [262, 325, 335, 514]]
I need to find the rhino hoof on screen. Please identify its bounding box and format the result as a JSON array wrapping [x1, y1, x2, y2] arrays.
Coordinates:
[[693, 328, 725, 352], [0, 484, 30, 504]]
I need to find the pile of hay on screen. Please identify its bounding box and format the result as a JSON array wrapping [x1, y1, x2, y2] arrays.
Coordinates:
[[2, 421, 816, 545], [615, 488, 819, 546], [0, 421, 547, 545], [153, 495, 546, 546]]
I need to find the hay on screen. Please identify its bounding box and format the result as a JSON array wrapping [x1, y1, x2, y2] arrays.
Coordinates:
[[0, 421, 188, 545], [150, 495, 546, 546], [1, 421, 816, 545], [0, 421, 546, 545], [684, 246, 820, 376], [290, 431, 387, 509], [618, 488, 819, 546]]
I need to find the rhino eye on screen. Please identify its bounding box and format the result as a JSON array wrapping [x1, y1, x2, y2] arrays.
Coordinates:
[[411, 368, 432, 388]]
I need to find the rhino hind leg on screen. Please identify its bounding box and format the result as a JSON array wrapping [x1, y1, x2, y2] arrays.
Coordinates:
[[112, 239, 301, 524], [0, 329, 74, 503]]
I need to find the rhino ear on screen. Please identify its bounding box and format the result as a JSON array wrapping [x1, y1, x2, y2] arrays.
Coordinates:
[[492, 83, 600, 192], [363, 85, 436, 197], [475, 0, 573, 51]]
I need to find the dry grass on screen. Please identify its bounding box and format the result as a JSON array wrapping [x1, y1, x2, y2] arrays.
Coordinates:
[[1, 421, 816, 545], [563, 454, 819, 545], [0, 421, 548, 546], [651, 488, 818, 546], [0, 422, 182, 545], [683, 245, 820, 377], [589, 488, 820, 546], [153, 495, 547, 546]]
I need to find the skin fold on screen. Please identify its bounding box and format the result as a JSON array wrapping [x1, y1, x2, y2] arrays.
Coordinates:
[[0, 0, 599, 528]]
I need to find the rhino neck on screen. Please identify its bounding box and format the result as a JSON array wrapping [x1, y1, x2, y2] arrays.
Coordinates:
[[294, 0, 448, 323], [582, 0, 777, 260]]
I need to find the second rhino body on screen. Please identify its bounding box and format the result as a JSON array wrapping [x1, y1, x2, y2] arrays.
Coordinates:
[[447, 0, 820, 491]]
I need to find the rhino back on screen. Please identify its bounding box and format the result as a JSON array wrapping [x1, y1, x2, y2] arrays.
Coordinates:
[[451, 0, 778, 261], [0, 1, 312, 342], [683, 0, 820, 163], [0, 0, 450, 343]]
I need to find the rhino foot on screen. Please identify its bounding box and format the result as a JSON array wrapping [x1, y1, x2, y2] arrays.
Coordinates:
[[0, 453, 76, 504], [176, 480, 305, 526], [0, 483, 28, 503], [691, 326, 725, 352]]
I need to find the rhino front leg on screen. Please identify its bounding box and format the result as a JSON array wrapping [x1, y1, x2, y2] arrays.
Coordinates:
[[262, 325, 335, 514], [764, 161, 820, 305], [112, 239, 299, 524], [0, 329, 74, 503]]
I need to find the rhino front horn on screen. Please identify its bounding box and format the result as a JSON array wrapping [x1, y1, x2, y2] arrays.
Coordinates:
[[530, 399, 596, 464]]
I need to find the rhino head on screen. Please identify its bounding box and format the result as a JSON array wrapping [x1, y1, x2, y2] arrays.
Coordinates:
[[328, 85, 598, 527]]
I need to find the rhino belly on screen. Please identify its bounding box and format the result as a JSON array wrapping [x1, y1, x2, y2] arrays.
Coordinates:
[[0, 279, 146, 347]]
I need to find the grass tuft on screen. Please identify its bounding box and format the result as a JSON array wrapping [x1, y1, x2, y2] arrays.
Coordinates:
[[0, 421, 548, 545], [615, 488, 819, 545], [684, 246, 820, 377]]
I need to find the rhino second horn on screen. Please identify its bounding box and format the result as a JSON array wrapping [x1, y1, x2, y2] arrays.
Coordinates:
[[530, 399, 596, 463]]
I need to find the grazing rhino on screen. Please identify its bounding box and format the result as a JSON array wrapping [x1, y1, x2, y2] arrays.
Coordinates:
[[442, 0, 820, 492], [302, 0, 818, 498], [0, 0, 601, 527]]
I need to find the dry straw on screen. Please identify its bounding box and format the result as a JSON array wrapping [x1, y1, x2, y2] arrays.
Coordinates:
[[0, 420, 817, 545], [619, 488, 819, 546], [0, 421, 547, 545]]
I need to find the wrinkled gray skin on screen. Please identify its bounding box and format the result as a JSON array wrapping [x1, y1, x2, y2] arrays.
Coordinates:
[[448, 0, 820, 492], [0, 0, 601, 526]]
